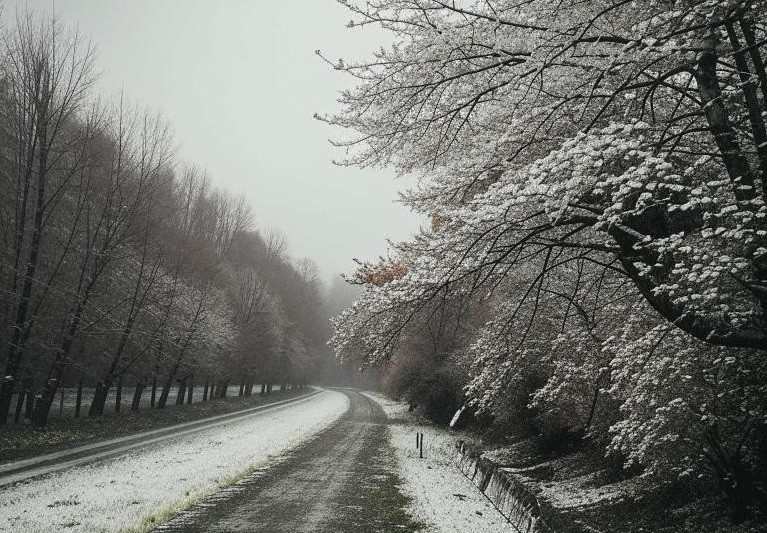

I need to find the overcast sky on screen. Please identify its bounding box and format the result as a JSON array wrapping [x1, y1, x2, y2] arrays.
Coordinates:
[[2, 0, 422, 282]]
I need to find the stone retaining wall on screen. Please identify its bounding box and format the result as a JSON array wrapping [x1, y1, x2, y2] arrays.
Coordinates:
[[455, 441, 564, 533]]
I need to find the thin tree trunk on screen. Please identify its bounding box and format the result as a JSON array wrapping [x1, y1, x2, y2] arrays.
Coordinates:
[[24, 389, 35, 420], [13, 384, 26, 424], [35, 286, 96, 425], [88, 380, 110, 417], [695, 31, 757, 207], [0, 150, 49, 423], [75, 379, 83, 418], [157, 358, 182, 409], [13, 393, 23, 424], [131, 382, 144, 411], [0, 59, 58, 424], [175, 380, 186, 406], [115, 376, 123, 413], [157, 379, 172, 409]]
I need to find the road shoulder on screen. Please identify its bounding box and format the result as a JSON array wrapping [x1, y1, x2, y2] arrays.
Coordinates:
[[363, 391, 514, 533]]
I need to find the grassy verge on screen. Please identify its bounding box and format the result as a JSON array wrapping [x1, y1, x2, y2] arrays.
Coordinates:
[[325, 424, 426, 533], [124, 458, 274, 533], [0, 387, 311, 463]]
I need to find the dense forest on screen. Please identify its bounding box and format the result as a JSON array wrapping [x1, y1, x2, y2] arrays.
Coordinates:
[[0, 13, 344, 428], [325, 0, 767, 522]]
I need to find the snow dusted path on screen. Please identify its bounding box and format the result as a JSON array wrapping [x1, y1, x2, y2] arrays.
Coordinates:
[[0, 390, 324, 487], [363, 392, 514, 533], [159, 389, 422, 533], [0, 389, 349, 533]]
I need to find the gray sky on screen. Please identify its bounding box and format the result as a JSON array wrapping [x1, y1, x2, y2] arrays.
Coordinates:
[[3, 0, 421, 282]]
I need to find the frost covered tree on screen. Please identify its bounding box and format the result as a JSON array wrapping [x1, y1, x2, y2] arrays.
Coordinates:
[[326, 0, 767, 517], [0, 11, 334, 425], [0, 14, 97, 423], [324, 0, 767, 350]]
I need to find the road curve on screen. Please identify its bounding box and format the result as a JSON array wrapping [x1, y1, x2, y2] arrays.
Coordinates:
[[0, 389, 322, 487], [157, 389, 422, 533]]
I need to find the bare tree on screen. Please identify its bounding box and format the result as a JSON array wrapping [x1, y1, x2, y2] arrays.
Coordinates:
[[0, 13, 97, 423]]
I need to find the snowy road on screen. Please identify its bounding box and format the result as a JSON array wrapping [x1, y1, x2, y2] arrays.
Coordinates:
[[158, 389, 421, 533], [0, 389, 349, 532], [0, 390, 322, 487]]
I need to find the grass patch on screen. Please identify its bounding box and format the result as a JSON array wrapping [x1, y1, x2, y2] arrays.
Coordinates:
[[123, 458, 275, 533], [325, 425, 426, 533]]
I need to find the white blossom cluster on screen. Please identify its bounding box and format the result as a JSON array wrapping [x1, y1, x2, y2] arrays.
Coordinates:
[[328, 0, 767, 490]]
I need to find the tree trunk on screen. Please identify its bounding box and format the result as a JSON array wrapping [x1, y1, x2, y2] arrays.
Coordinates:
[[114, 376, 123, 413], [203, 380, 209, 402], [131, 382, 144, 411], [157, 379, 172, 409], [75, 379, 83, 418], [24, 390, 35, 420], [88, 380, 111, 417], [150, 377, 157, 408], [13, 380, 29, 424], [157, 359, 182, 409], [186, 379, 193, 404], [695, 32, 757, 207], [13, 390, 24, 424], [175, 380, 186, 406], [0, 78, 54, 425], [260, 383, 266, 396]]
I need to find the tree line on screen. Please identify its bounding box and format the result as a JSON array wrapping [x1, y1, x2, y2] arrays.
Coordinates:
[[325, 0, 767, 522], [0, 13, 333, 427]]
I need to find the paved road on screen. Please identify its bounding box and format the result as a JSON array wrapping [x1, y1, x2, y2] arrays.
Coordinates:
[[0, 390, 321, 487], [158, 390, 422, 533]]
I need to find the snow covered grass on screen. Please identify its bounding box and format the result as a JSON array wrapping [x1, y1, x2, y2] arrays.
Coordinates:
[[130, 459, 282, 533], [0, 388, 311, 464], [0, 389, 349, 533], [363, 392, 513, 533]]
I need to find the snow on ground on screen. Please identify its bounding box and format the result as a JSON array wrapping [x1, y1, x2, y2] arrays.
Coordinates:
[[363, 392, 514, 533], [534, 468, 645, 511], [0, 389, 349, 533]]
